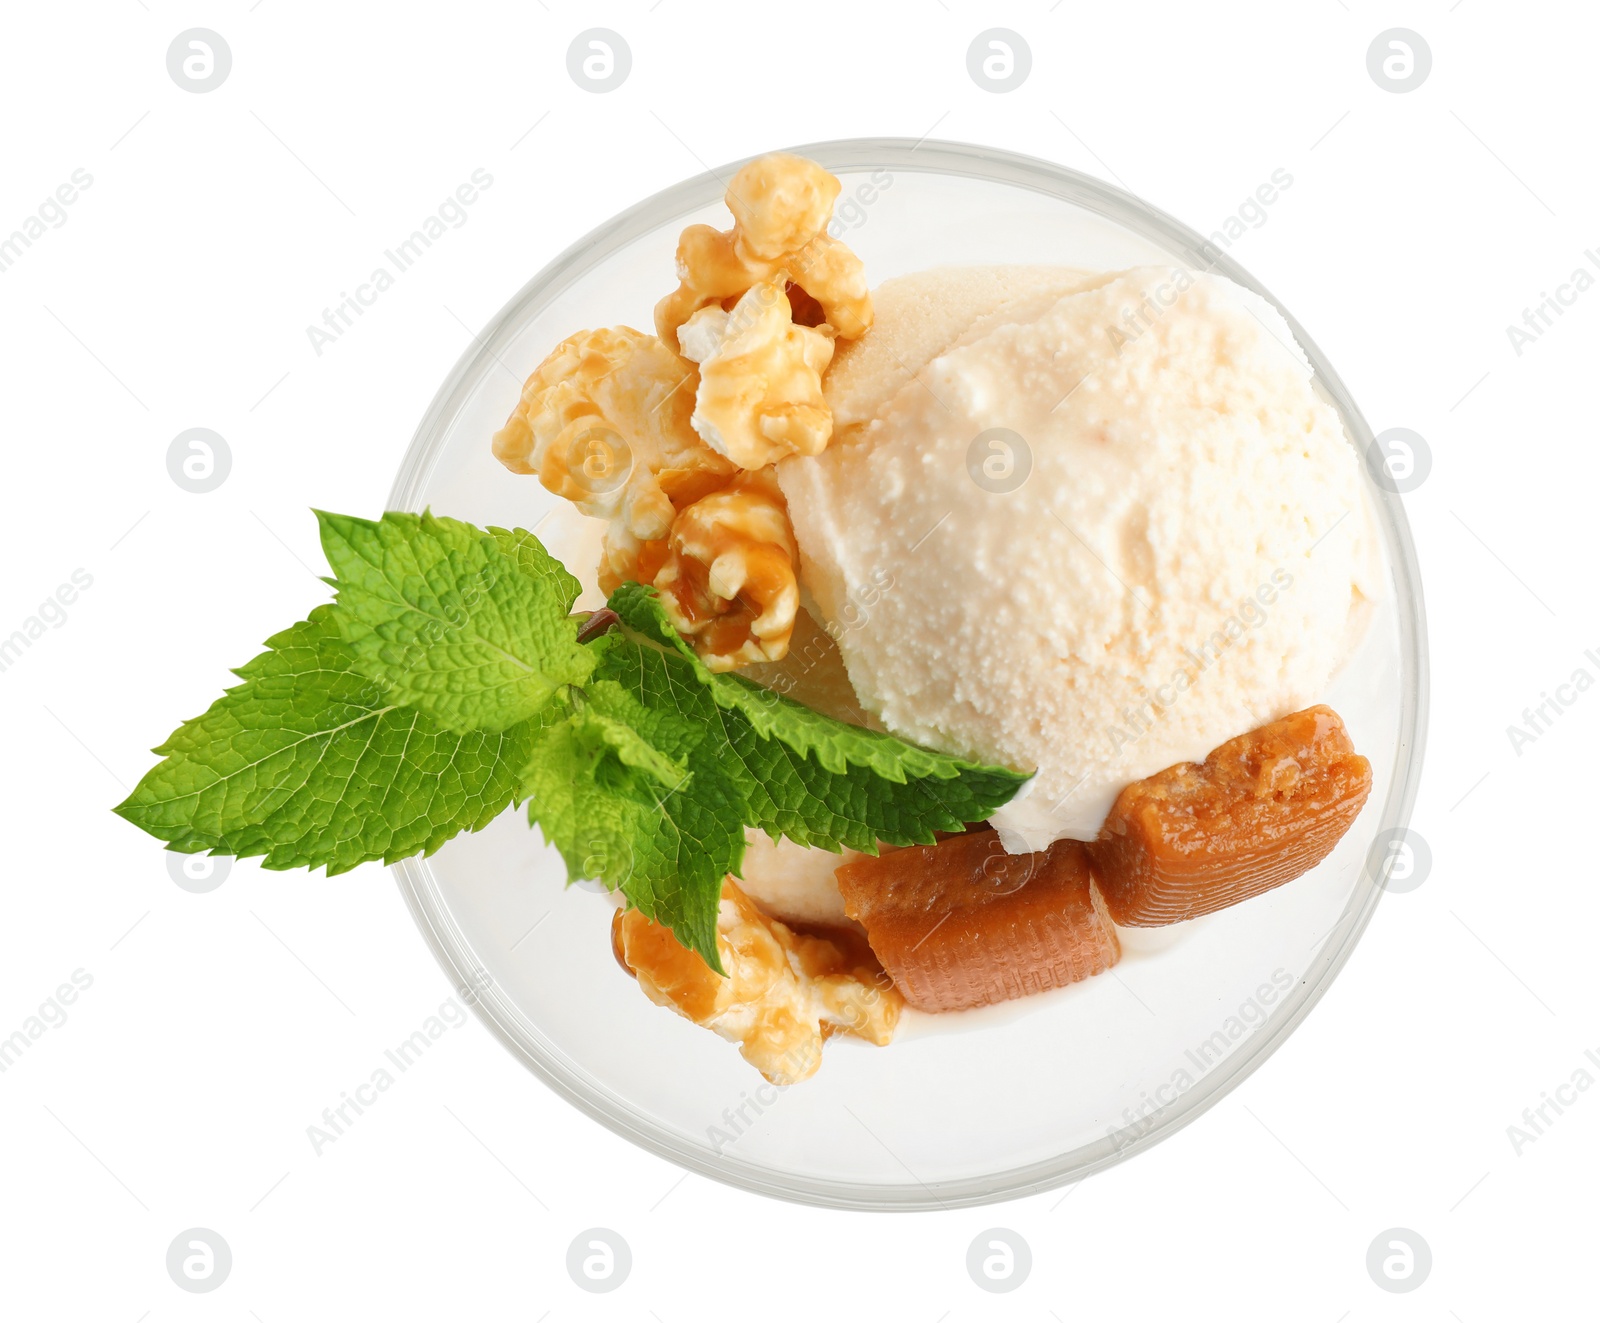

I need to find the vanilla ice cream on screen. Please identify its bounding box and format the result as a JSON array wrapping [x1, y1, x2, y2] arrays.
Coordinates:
[[778, 265, 1379, 852], [735, 829, 862, 927]]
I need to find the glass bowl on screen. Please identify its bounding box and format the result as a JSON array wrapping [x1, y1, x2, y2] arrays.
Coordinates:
[[386, 138, 1428, 1210]]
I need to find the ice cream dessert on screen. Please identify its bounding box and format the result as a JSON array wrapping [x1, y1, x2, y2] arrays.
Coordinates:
[[112, 150, 1380, 1090], [477, 151, 1379, 1074]]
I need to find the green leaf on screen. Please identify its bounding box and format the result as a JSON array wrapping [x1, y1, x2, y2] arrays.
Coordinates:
[[608, 581, 1025, 787], [317, 509, 593, 733], [113, 607, 537, 874], [595, 637, 1022, 855], [486, 523, 584, 615], [523, 667, 743, 971], [567, 679, 691, 794], [726, 718, 1024, 852]]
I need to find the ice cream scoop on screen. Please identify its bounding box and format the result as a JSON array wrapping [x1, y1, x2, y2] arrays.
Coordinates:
[[778, 265, 1379, 851]]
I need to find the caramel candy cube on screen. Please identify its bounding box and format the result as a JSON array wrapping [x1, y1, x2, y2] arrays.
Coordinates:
[[1093, 705, 1372, 927], [835, 830, 1120, 1013]]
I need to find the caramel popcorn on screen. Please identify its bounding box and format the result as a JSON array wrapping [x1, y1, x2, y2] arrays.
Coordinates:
[[491, 326, 734, 550], [614, 880, 901, 1085], [652, 467, 800, 671], [677, 280, 835, 469], [654, 153, 873, 351], [597, 523, 668, 598], [495, 153, 874, 670]]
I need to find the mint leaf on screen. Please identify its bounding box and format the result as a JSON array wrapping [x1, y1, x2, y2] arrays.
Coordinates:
[[596, 636, 1021, 854], [113, 607, 537, 873], [487, 523, 584, 614], [608, 581, 1024, 787], [725, 717, 1023, 852], [317, 509, 592, 733], [523, 666, 742, 970], [567, 679, 690, 793]]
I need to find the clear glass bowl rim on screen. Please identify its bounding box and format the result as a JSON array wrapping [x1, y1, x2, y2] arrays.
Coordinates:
[[386, 136, 1430, 1211]]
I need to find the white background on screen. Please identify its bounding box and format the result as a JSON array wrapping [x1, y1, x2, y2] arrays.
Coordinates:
[[1, 1, 1593, 1317]]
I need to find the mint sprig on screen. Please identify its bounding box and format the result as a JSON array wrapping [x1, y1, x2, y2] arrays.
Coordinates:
[[116, 510, 1030, 968]]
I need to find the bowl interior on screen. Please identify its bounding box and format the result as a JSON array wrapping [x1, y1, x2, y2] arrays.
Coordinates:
[[388, 139, 1426, 1210]]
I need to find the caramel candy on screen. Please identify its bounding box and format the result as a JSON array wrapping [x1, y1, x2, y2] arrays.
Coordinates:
[[1092, 705, 1372, 927], [835, 830, 1120, 1013]]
